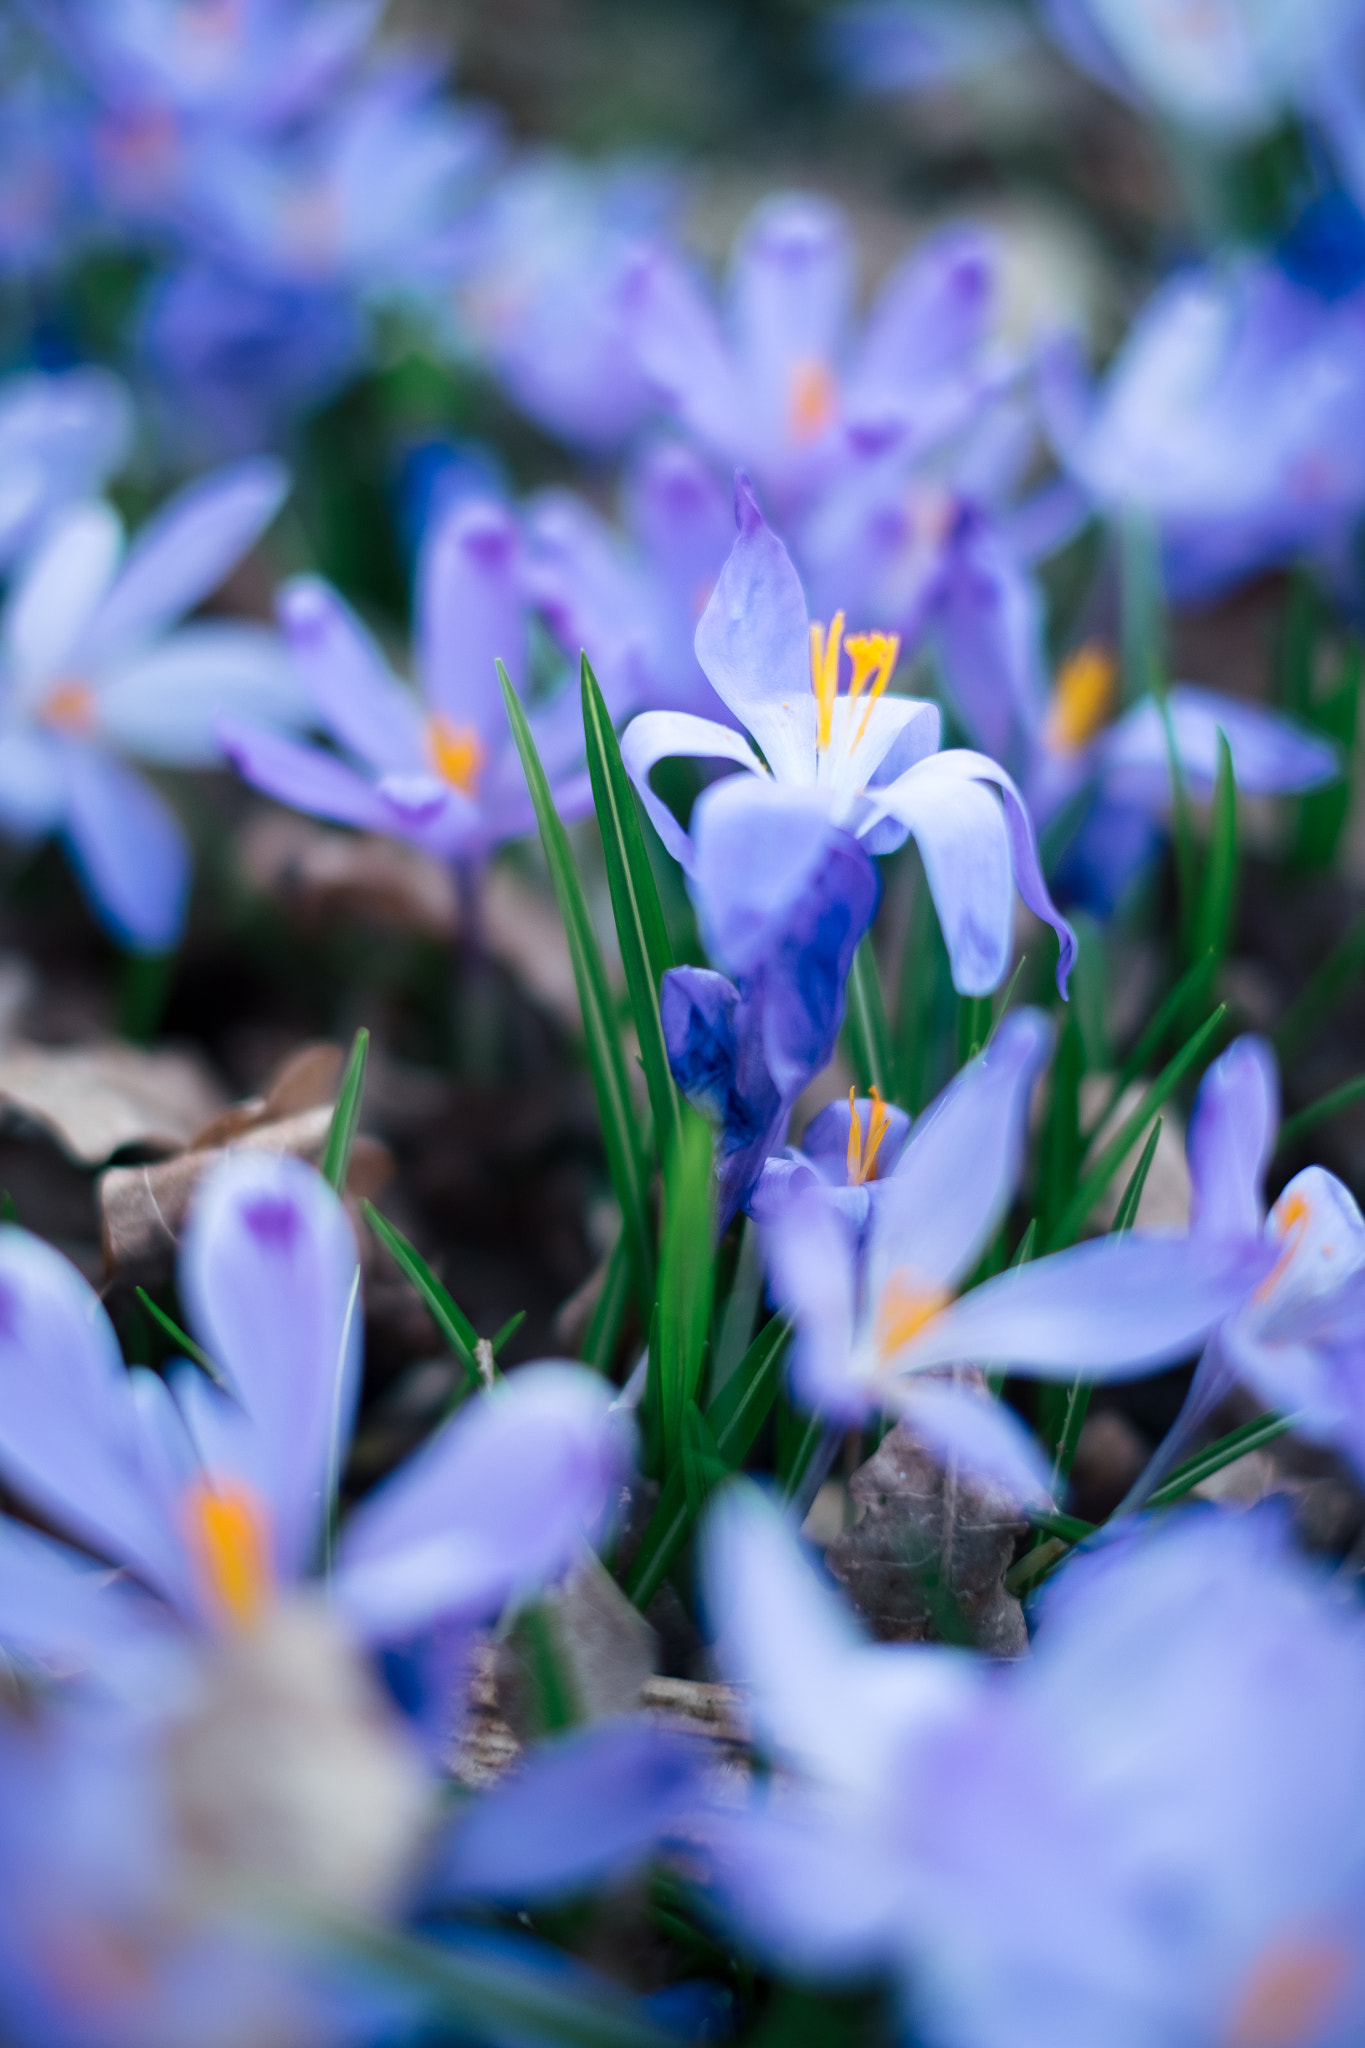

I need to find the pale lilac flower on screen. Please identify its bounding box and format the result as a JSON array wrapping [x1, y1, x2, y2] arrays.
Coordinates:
[[0, 368, 131, 571], [0, 458, 302, 951], [221, 494, 591, 869]]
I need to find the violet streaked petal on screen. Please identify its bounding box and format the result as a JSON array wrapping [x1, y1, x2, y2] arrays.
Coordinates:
[[6, 501, 122, 693], [96, 624, 308, 767], [278, 576, 426, 774], [419, 495, 524, 742], [179, 1153, 362, 1584], [219, 716, 405, 834], [694, 478, 816, 782], [890, 1234, 1273, 1380], [335, 1364, 628, 1641], [90, 457, 288, 660], [1187, 1034, 1279, 1241], [432, 1719, 698, 1904], [621, 708, 766, 867], [896, 1379, 1054, 1509], [61, 746, 190, 953], [689, 775, 851, 979]]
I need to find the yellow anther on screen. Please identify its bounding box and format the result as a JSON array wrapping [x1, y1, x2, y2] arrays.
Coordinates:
[[1222, 1938, 1352, 2048], [845, 631, 901, 748], [426, 714, 487, 797], [809, 611, 845, 752], [187, 1480, 271, 1631], [788, 358, 836, 444], [39, 678, 97, 734], [1044, 642, 1117, 753], [1253, 1190, 1312, 1304], [846, 1086, 892, 1187], [874, 1271, 951, 1363]]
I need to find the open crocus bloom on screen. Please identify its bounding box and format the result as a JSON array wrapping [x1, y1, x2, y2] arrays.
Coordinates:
[[221, 493, 592, 869], [0, 457, 302, 950], [0, 1152, 629, 1682], [700, 1487, 1365, 2048], [623, 474, 1075, 998], [749, 1086, 913, 1240]]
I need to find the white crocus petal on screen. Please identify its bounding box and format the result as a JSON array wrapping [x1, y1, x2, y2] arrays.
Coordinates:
[[818, 693, 939, 816], [97, 625, 310, 766], [621, 708, 768, 866], [6, 501, 123, 699]]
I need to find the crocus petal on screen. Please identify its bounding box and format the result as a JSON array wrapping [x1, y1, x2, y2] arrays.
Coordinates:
[[0, 726, 65, 838], [335, 1364, 628, 1642], [432, 1719, 698, 1903], [219, 716, 405, 834], [624, 245, 749, 460], [930, 513, 1050, 768], [730, 195, 851, 431], [620, 708, 767, 868], [896, 1379, 1054, 1509], [869, 1009, 1053, 1297], [419, 496, 524, 742], [801, 1095, 912, 1181], [95, 624, 309, 767], [88, 457, 288, 661], [694, 477, 817, 783], [661, 965, 786, 1225], [1117, 1334, 1241, 1512], [890, 1234, 1274, 1380], [178, 1153, 362, 1584], [1100, 684, 1340, 802], [766, 1187, 862, 1422], [848, 225, 995, 439], [0, 1228, 190, 1605], [278, 576, 426, 773], [1187, 1034, 1279, 1241], [61, 746, 190, 953], [0, 1514, 174, 1691], [5, 501, 122, 694]]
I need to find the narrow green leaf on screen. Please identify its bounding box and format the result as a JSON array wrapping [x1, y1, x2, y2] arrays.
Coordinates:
[[955, 993, 993, 1069], [1159, 691, 1198, 952], [1145, 1411, 1294, 1509], [580, 1231, 631, 1372], [1189, 728, 1238, 970], [779, 1408, 827, 1504], [983, 956, 1027, 1048], [1275, 913, 1365, 1058], [680, 1399, 729, 1519], [1110, 1114, 1162, 1235], [1279, 1073, 1365, 1149], [1045, 1004, 1227, 1251], [654, 1109, 716, 1468], [499, 660, 654, 1314], [1088, 948, 1216, 1137], [134, 1287, 223, 1385], [1292, 639, 1359, 871], [360, 1200, 480, 1393], [1026, 1506, 1096, 1545], [1276, 568, 1319, 719], [626, 1316, 789, 1610], [843, 936, 896, 1100], [1011, 1217, 1038, 1266], [490, 1309, 526, 1356], [321, 1027, 369, 1193], [581, 655, 681, 1159], [1038, 1011, 1084, 1245]]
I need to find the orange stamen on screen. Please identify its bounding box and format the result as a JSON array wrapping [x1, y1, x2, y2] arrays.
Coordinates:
[[427, 714, 487, 797], [788, 359, 836, 444], [39, 678, 97, 735], [845, 631, 901, 747], [809, 611, 845, 752], [186, 1480, 271, 1630], [847, 1086, 892, 1187], [1253, 1190, 1311, 1305], [875, 1271, 951, 1362], [1044, 642, 1117, 753], [1223, 1938, 1353, 2048]]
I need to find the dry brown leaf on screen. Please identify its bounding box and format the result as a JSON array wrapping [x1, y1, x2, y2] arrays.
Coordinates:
[[0, 1041, 228, 1166], [239, 812, 459, 939]]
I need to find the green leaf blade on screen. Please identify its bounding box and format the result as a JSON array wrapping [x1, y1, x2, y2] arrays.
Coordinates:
[[322, 1027, 369, 1193]]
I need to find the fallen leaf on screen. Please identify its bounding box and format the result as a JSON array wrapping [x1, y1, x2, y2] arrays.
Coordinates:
[[0, 1041, 227, 1166], [239, 812, 458, 939]]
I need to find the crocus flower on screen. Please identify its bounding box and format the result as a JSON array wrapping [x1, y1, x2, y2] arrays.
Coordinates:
[[699, 1485, 1365, 2047], [624, 196, 1005, 526], [1043, 256, 1365, 601], [0, 367, 131, 570], [748, 1086, 912, 1238], [527, 437, 734, 721], [0, 457, 303, 952], [623, 474, 1075, 1000], [220, 493, 591, 873]]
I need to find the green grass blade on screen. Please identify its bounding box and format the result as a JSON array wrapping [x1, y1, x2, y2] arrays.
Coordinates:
[[625, 1315, 789, 1610], [1045, 1005, 1226, 1251], [1087, 948, 1216, 1137], [1145, 1411, 1294, 1509], [360, 1199, 481, 1392], [1110, 1115, 1162, 1234], [843, 936, 896, 1100], [580, 1232, 631, 1372], [1027, 1506, 1096, 1545], [1189, 728, 1238, 970], [1279, 1073, 1365, 1149], [1292, 639, 1359, 871], [581, 654, 681, 1159], [321, 1027, 369, 1193], [655, 1109, 716, 1469], [1037, 1011, 1084, 1246], [490, 1310, 526, 1356], [499, 660, 654, 1314], [955, 993, 993, 1069], [134, 1287, 223, 1385]]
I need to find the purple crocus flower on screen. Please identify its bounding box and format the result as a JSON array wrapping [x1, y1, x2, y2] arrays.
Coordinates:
[[1043, 256, 1365, 602], [526, 437, 735, 721], [699, 1485, 1365, 2047], [623, 196, 1005, 526], [623, 474, 1075, 1000], [0, 367, 131, 570], [748, 1086, 912, 1238], [220, 493, 591, 872], [0, 457, 303, 952]]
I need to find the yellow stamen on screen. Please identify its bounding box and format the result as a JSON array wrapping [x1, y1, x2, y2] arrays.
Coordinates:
[[1253, 1190, 1311, 1305], [846, 1086, 892, 1187], [788, 359, 836, 444], [187, 1480, 271, 1630], [809, 610, 845, 752], [1044, 642, 1117, 753], [845, 631, 901, 748], [39, 678, 97, 734], [426, 714, 487, 797], [874, 1271, 952, 1362], [1223, 1938, 1352, 2048]]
